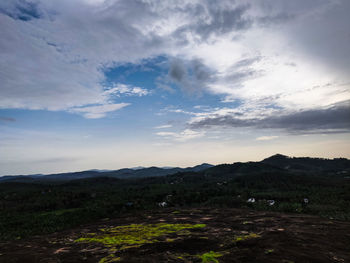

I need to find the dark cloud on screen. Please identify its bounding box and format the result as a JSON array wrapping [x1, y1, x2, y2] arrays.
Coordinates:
[[0, 0, 42, 21], [223, 56, 264, 85], [191, 114, 255, 129], [173, 3, 252, 41], [167, 55, 263, 95], [192, 59, 212, 82], [190, 101, 350, 134], [168, 58, 214, 94], [257, 13, 296, 26], [169, 59, 186, 82], [194, 4, 252, 38], [224, 69, 261, 83], [232, 56, 263, 69]]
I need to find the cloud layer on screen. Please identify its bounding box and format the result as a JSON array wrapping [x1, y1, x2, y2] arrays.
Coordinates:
[[1, 0, 349, 123], [189, 101, 350, 134]]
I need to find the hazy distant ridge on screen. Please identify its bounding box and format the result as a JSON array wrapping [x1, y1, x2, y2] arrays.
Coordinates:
[[1, 154, 350, 184], [0, 163, 214, 183]]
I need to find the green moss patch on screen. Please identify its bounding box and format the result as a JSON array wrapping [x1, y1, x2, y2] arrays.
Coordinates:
[[75, 223, 206, 261], [233, 233, 261, 243], [76, 223, 205, 247], [99, 254, 121, 263], [198, 251, 223, 263]]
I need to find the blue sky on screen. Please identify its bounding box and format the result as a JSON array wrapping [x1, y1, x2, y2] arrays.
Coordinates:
[[0, 0, 350, 175]]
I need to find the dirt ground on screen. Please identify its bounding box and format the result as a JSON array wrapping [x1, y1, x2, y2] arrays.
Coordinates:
[[1, 208, 349, 263]]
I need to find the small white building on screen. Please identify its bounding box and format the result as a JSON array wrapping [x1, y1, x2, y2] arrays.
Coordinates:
[[247, 198, 255, 203], [158, 201, 167, 207], [267, 200, 275, 206]]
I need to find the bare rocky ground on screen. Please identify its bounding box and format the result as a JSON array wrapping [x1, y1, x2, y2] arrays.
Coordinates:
[[1, 208, 349, 263]]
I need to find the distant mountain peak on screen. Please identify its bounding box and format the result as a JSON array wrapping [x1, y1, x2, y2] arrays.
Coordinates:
[[200, 163, 212, 166], [130, 166, 146, 170], [263, 154, 289, 161]]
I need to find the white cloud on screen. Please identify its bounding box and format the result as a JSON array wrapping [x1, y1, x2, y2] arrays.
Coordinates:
[[104, 84, 149, 97], [169, 109, 194, 115], [256, 136, 279, 141], [70, 103, 130, 119], [154, 124, 172, 129], [156, 129, 205, 142]]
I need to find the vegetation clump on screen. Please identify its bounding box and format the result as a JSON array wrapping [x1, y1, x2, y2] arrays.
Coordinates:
[[198, 251, 223, 263], [233, 233, 261, 243], [75, 223, 206, 262], [76, 223, 205, 248], [99, 254, 120, 263]]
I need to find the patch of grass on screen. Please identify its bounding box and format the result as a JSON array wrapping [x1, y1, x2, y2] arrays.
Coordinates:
[[76, 223, 206, 263], [99, 254, 121, 263], [233, 233, 261, 243], [172, 252, 192, 261], [76, 223, 205, 248], [198, 251, 223, 263]]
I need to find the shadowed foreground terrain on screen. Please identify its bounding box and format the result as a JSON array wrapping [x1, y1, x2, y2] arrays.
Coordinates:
[[1, 208, 349, 263]]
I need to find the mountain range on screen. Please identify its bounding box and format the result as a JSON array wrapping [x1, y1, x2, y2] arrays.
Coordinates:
[[1, 154, 350, 183], [0, 163, 214, 183]]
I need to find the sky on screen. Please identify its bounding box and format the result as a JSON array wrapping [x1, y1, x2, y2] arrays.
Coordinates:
[[0, 0, 350, 175]]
